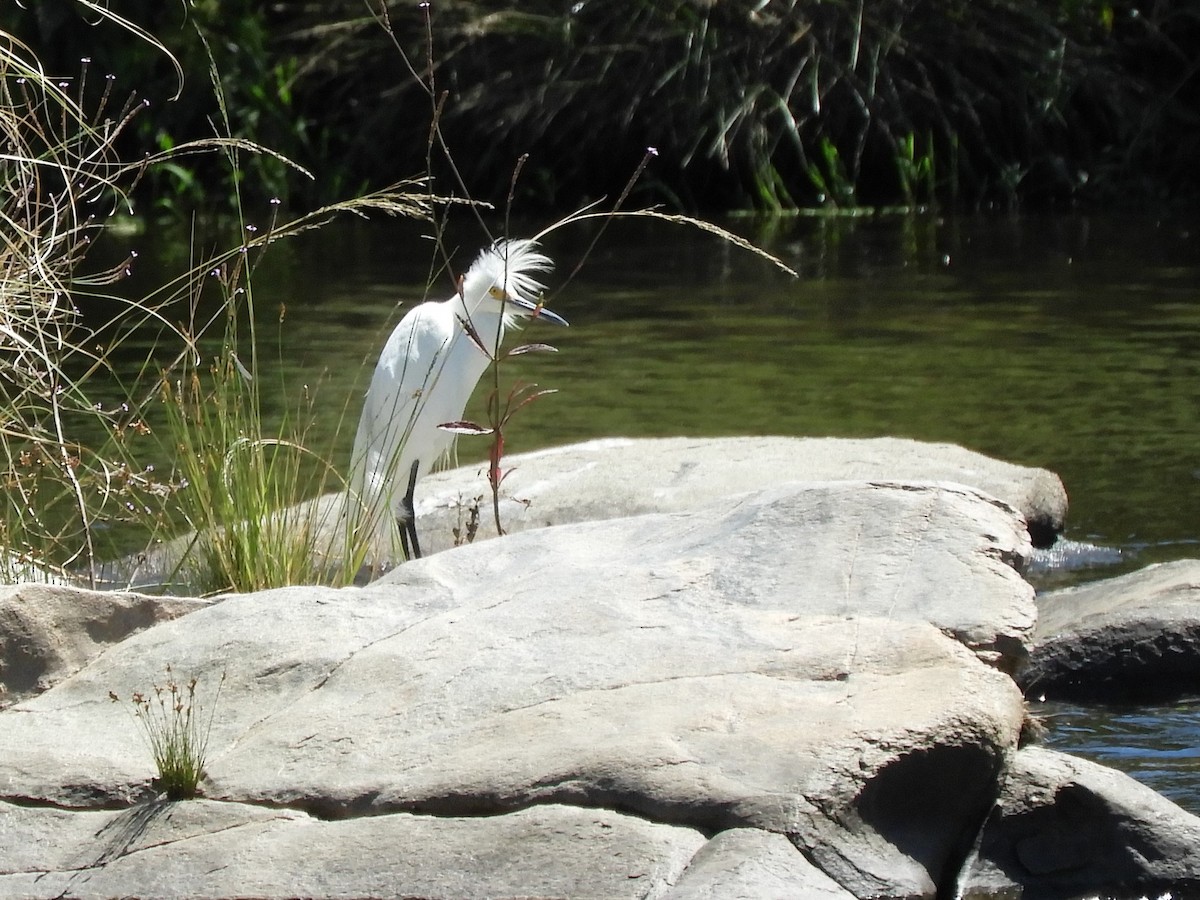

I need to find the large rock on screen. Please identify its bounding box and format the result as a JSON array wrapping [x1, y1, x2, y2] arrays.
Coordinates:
[[407, 435, 1068, 553], [122, 435, 1065, 589], [0, 479, 1033, 898], [0, 584, 207, 708], [1021, 559, 1200, 701], [959, 746, 1200, 898], [0, 800, 703, 900]]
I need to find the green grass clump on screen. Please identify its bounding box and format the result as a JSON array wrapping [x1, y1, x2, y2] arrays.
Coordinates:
[[110, 666, 226, 801], [0, 11, 434, 591], [148, 184, 433, 594]]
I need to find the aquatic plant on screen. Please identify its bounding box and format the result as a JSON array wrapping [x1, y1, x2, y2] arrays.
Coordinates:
[[894, 132, 939, 210], [397, 0, 1198, 209]]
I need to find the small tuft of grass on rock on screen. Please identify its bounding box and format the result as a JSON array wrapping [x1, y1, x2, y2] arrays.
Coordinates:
[[110, 665, 226, 800]]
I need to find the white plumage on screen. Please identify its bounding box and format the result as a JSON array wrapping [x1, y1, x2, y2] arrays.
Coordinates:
[[349, 238, 566, 560]]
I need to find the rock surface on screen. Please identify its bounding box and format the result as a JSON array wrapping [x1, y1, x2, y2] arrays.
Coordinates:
[[1, 475, 1035, 898], [1, 800, 703, 900], [404, 435, 1069, 554], [0, 584, 207, 708], [959, 746, 1200, 898], [1022, 558, 1200, 701], [120, 435, 1067, 590], [3, 438, 1193, 899], [662, 828, 855, 899]]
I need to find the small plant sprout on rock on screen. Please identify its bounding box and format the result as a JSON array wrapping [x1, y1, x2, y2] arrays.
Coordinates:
[[109, 666, 226, 801]]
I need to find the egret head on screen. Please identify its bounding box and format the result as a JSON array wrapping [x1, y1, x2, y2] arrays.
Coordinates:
[[459, 238, 567, 328]]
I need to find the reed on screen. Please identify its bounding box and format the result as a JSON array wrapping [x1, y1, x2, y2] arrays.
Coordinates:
[[224, 0, 1200, 210], [154, 188, 434, 593], [0, 12, 437, 591], [0, 27, 169, 583]]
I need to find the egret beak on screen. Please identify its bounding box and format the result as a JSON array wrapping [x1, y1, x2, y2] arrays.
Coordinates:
[[510, 295, 568, 326]]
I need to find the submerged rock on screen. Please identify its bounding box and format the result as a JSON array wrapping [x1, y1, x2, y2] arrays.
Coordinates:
[[1027, 536, 1125, 575]]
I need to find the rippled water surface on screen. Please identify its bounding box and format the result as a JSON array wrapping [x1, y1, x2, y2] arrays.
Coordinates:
[[1037, 698, 1200, 814], [108, 209, 1200, 809]]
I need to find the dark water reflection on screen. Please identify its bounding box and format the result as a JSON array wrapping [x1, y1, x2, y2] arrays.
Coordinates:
[[105, 209, 1200, 810]]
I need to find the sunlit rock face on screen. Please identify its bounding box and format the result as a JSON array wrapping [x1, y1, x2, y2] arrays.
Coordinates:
[[3, 437, 1190, 899]]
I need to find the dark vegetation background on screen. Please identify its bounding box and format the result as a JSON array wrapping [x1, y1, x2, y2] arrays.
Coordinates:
[[7, 0, 1199, 214]]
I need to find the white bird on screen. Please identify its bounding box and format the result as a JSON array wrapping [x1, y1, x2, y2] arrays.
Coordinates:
[[348, 238, 567, 562]]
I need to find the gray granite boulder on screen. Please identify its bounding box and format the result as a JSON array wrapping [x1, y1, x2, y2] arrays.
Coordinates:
[[663, 828, 855, 899], [1, 478, 1034, 898], [1, 800, 703, 900], [1022, 559, 1200, 701], [959, 746, 1200, 898], [406, 435, 1069, 554], [114, 435, 1066, 590]]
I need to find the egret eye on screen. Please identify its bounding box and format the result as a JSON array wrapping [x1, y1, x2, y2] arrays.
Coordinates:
[[488, 286, 507, 300]]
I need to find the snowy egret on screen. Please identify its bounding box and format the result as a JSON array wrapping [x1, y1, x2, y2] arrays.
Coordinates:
[[349, 238, 567, 562]]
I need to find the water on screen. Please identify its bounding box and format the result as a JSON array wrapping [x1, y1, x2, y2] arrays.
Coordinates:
[[101, 209, 1200, 810], [1035, 697, 1200, 812]]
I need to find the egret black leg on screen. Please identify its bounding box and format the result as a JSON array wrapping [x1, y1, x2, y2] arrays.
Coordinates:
[[398, 459, 423, 561]]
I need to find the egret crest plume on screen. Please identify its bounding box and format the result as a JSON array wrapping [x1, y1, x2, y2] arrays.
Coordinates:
[[459, 238, 553, 328]]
